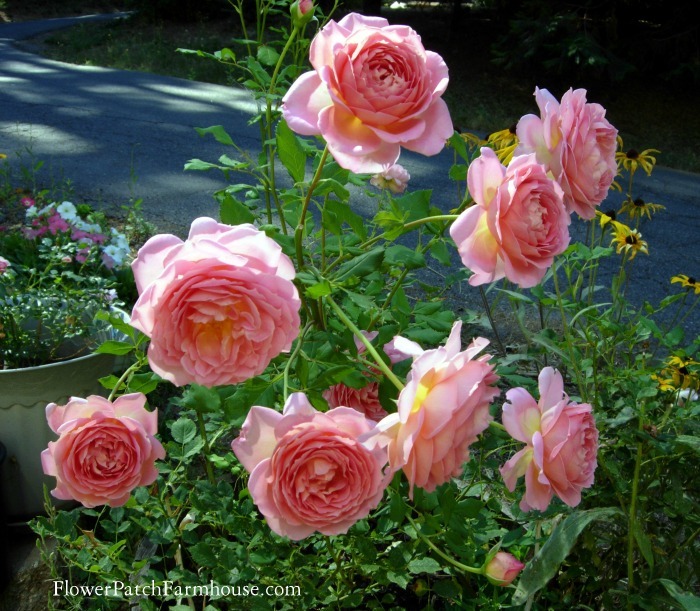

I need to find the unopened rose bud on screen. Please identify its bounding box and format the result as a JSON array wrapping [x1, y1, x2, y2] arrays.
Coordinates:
[[483, 552, 525, 586], [290, 0, 314, 27]]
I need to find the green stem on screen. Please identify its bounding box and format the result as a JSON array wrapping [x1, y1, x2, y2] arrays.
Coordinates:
[[406, 514, 483, 576], [196, 411, 216, 486], [627, 402, 645, 607], [552, 260, 587, 401], [326, 295, 404, 391], [283, 322, 312, 401], [295, 146, 330, 269], [107, 360, 142, 402], [479, 286, 506, 356]]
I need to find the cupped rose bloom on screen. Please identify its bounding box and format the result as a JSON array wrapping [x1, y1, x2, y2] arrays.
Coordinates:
[[450, 147, 570, 289], [500, 367, 599, 512], [366, 321, 500, 497], [0, 255, 10, 274], [483, 552, 525, 586], [282, 13, 453, 173], [231, 393, 391, 540], [370, 164, 411, 194], [515, 87, 618, 220], [41, 394, 165, 508], [323, 381, 388, 422], [130, 217, 301, 387]]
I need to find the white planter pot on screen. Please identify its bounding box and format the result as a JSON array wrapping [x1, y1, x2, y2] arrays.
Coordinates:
[[0, 351, 117, 521]]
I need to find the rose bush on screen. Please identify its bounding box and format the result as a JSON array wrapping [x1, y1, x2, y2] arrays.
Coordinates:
[[40, 393, 164, 508], [450, 147, 570, 288], [500, 367, 599, 512], [31, 5, 699, 608], [515, 87, 618, 219], [130, 217, 301, 387], [282, 12, 453, 173], [231, 393, 391, 540], [367, 321, 500, 496]]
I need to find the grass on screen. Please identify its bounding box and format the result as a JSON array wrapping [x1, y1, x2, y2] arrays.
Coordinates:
[[5, 2, 700, 174]]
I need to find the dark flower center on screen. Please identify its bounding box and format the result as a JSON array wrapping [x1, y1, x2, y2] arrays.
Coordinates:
[[625, 235, 637, 245], [633, 198, 645, 207], [626, 149, 639, 159]]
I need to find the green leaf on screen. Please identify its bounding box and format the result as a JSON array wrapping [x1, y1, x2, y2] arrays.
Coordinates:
[[449, 164, 467, 181], [220, 193, 255, 225], [257, 44, 280, 66], [385, 245, 425, 270], [676, 435, 700, 454], [94, 340, 133, 356], [408, 557, 442, 575], [170, 417, 197, 444], [276, 119, 306, 183], [184, 158, 220, 172], [395, 189, 432, 223], [306, 280, 333, 299], [429, 240, 451, 266], [335, 247, 385, 282], [659, 579, 700, 610], [324, 199, 365, 239], [188, 541, 218, 567], [511, 507, 622, 606], [222, 378, 276, 426], [195, 125, 235, 146], [181, 384, 222, 414], [632, 521, 654, 571]]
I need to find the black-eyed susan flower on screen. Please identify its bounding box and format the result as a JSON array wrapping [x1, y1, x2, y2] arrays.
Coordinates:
[[671, 274, 700, 295], [619, 197, 665, 220], [652, 355, 700, 392], [615, 136, 660, 176], [460, 131, 487, 151], [596, 209, 618, 229], [486, 124, 519, 165], [610, 223, 648, 260]]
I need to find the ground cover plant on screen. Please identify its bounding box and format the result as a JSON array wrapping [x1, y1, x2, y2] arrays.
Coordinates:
[[4, 1, 698, 609]]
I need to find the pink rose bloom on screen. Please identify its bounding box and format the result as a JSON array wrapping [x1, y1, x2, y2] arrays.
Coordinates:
[[0, 255, 10, 274], [500, 367, 599, 512], [450, 147, 570, 289], [370, 164, 411, 194], [483, 552, 525, 586], [515, 87, 618, 219], [41, 394, 165, 508], [130, 217, 301, 387], [383, 335, 423, 364], [282, 13, 453, 173], [366, 321, 499, 497], [323, 381, 388, 422], [231, 393, 391, 540]]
